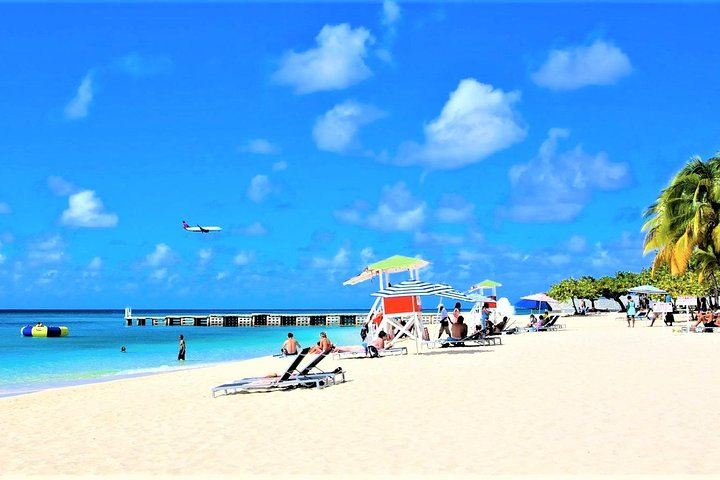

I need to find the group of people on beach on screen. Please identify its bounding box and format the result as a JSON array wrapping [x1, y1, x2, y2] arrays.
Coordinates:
[[279, 329, 392, 357]]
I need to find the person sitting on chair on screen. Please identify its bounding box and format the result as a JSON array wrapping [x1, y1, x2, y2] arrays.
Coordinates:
[[489, 316, 509, 335], [442, 316, 468, 346]]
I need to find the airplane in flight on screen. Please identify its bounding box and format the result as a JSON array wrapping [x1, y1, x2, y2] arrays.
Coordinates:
[[182, 220, 222, 233]]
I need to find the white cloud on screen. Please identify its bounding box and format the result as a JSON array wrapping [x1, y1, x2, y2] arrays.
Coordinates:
[[241, 222, 268, 236], [457, 249, 493, 263], [145, 243, 172, 267], [382, 0, 401, 26], [532, 39, 632, 90], [312, 247, 350, 270], [313, 100, 385, 153], [506, 128, 630, 223], [545, 254, 572, 266], [414, 231, 464, 246], [367, 182, 426, 231], [272, 161, 287, 172], [115, 53, 172, 77], [273, 23, 375, 94], [334, 183, 426, 232], [0, 202, 10, 214], [198, 248, 213, 265], [87, 257, 102, 269], [567, 235, 587, 253], [28, 236, 66, 265], [60, 190, 118, 228], [246, 175, 273, 203], [150, 268, 168, 281], [239, 139, 281, 155], [38, 269, 59, 285], [396, 79, 526, 169], [233, 251, 255, 266], [436, 194, 475, 223], [0, 253, 5, 265], [359, 247, 375, 266], [48, 176, 77, 196], [64, 73, 94, 120]]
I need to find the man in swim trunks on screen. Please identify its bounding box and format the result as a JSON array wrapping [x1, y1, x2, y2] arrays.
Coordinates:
[[281, 332, 301, 355]]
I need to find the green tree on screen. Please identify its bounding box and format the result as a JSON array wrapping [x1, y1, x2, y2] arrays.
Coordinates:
[[548, 278, 582, 313], [595, 271, 645, 311]]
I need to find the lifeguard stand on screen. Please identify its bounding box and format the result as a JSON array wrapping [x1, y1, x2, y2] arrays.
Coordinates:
[[344, 255, 432, 353]]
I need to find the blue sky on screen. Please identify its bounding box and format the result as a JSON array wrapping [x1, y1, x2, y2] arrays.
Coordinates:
[[1, 2, 719, 309]]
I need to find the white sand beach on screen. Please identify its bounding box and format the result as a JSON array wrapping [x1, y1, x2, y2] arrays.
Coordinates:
[[2, 312, 719, 478]]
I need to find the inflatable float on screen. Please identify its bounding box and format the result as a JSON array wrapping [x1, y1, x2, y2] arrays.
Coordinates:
[[20, 325, 69, 337]]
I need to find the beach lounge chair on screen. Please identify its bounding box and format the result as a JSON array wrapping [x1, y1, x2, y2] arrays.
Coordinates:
[[423, 330, 500, 350], [211, 348, 345, 397], [331, 345, 408, 360]]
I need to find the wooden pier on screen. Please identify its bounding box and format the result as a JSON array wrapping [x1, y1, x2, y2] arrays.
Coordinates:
[[123, 308, 440, 328]]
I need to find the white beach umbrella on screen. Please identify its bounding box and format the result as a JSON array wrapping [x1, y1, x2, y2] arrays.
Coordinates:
[[628, 284, 668, 295]]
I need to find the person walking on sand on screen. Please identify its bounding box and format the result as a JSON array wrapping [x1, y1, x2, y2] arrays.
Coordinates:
[[178, 334, 186, 361], [626, 296, 637, 328], [437, 304, 451, 338]]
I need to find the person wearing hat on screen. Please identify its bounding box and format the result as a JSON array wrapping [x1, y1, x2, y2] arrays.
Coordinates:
[[437, 303, 451, 338]]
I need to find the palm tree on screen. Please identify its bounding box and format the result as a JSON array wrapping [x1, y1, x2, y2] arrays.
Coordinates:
[[643, 155, 720, 276], [692, 246, 720, 303]]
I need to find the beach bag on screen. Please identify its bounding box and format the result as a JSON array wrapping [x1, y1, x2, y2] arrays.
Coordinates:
[[367, 345, 379, 358]]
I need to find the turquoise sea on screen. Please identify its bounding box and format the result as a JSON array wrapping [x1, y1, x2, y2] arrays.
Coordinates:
[[0, 310, 364, 398]]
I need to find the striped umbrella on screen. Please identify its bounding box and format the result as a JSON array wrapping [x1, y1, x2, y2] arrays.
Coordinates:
[[436, 285, 474, 302], [372, 280, 453, 298]]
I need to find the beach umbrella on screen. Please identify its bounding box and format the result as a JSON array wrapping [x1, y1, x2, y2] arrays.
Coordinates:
[[372, 280, 452, 298], [628, 284, 668, 295], [518, 293, 559, 312], [343, 255, 429, 286], [521, 292, 558, 303], [436, 286, 474, 302]]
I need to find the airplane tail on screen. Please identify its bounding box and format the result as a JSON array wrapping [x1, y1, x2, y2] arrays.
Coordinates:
[[182, 220, 189, 229]]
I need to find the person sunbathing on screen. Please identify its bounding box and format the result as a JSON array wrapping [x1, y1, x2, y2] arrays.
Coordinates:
[[488, 316, 508, 335], [334, 331, 391, 357], [334, 331, 390, 353], [691, 310, 719, 332], [309, 331, 334, 354]]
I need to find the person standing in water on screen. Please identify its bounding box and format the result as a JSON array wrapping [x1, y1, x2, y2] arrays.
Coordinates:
[[178, 334, 186, 361]]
